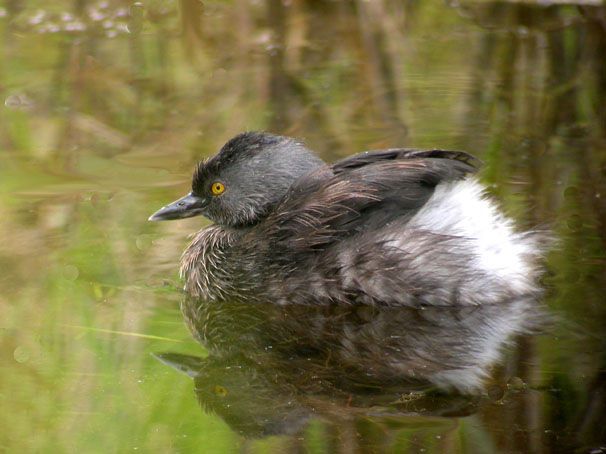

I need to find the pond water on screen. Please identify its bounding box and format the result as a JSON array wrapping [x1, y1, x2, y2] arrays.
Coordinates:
[[1, 0, 605, 452]]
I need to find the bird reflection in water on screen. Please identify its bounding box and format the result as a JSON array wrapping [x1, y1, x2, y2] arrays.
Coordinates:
[[156, 297, 543, 438]]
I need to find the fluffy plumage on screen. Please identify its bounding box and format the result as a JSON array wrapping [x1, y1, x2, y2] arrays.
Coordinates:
[[174, 132, 545, 309]]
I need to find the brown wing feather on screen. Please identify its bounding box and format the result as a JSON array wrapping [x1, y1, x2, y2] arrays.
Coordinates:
[[239, 149, 491, 307], [332, 148, 481, 174], [259, 150, 479, 255]]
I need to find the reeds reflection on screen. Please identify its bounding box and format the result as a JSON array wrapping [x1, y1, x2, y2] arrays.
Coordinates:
[[1, 0, 605, 452]]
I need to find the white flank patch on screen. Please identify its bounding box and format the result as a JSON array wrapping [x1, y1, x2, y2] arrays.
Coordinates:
[[407, 178, 537, 294]]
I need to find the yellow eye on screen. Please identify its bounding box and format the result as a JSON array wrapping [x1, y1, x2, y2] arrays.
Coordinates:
[[211, 182, 225, 195], [213, 385, 228, 397]]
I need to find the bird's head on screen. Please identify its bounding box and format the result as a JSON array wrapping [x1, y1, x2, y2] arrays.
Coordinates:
[[149, 131, 324, 227]]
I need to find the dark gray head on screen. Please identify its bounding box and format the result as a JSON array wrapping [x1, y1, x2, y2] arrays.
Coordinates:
[[149, 132, 324, 227]]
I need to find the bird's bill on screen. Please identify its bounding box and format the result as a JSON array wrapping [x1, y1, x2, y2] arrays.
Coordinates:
[[148, 192, 208, 221]]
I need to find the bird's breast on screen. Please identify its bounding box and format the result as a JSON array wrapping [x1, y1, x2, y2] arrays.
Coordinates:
[[180, 226, 240, 301]]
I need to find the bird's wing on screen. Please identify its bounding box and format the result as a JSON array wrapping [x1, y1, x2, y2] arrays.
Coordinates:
[[331, 148, 481, 174], [261, 148, 479, 253], [245, 149, 491, 307]]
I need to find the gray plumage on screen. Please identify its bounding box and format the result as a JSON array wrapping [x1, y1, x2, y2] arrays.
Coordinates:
[[154, 131, 545, 309]]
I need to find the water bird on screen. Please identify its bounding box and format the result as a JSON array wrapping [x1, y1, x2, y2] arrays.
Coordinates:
[[150, 131, 546, 309]]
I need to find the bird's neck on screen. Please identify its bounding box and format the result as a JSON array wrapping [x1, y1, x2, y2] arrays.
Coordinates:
[[180, 225, 241, 301]]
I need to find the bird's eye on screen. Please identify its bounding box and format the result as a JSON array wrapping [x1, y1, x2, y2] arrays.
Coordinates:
[[213, 385, 228, 397], [211, 182, 225, 195]]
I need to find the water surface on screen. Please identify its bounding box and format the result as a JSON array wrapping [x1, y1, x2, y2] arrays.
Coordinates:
[[1, 0, 605, 452]]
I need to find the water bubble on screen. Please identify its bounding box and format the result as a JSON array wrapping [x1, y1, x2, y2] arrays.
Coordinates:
[[5, 94, 34, 110], [62, 265, 80, 281], [5, 95, 21, 108], [14, 346, 30, 363]]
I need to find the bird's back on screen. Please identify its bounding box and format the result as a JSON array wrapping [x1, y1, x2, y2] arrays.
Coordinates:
[[246, 149, 544, 307]]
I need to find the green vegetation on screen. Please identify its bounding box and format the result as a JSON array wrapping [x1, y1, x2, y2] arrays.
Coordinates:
[[1, 0, 605, 452]]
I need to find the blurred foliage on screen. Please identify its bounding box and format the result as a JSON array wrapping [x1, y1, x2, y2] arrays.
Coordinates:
[[0, 0, 605, 452]]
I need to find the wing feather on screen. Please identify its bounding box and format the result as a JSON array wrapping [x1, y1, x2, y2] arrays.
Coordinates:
[[243, 148, 489, 307], [261, 149, 478, 253]]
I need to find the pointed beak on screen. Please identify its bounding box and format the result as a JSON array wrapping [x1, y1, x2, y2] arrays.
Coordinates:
[[148, 192, 208, 221]]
